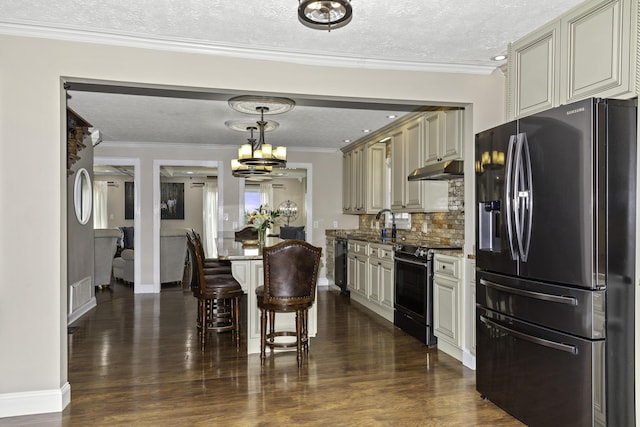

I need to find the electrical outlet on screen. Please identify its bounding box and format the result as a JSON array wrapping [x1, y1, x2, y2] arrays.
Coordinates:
[[333, 221, 338, 228], [224, 213, 229, 221], [313, 221, 319, 229], [232, 221, 238, 229], [422, 223, 428, 233]]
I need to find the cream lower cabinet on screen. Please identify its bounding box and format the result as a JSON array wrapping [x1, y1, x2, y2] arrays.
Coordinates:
[[325, 236, 335, 283], [364, 243, 394, 322], [347, 240, 368, 298], [347, 240, 395, 323], [433, 253, 462, 361], [469, 259, 476, 356]]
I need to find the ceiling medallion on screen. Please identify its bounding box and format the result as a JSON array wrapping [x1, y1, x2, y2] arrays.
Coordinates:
[[298, 0, 352, 31], [225, 119, 279, 133], [228, 96, 295, 115]]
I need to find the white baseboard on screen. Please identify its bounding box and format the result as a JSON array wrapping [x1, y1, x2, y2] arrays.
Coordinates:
[[67, 297, 96, 325], [134, 283, 157, 293], [435, 339, 463, 362], [462, 350, 476, 370], [0, 382, 70, 418]]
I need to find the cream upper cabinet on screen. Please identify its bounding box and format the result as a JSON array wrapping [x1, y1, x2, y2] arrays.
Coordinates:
[[366, 142, 387, 214], [404, 116, 425, 209], [562, 0, 636, 103], [351, 146, 365, 213], [342, 151, 352, 213], [508, 21, 561, 119], [423, 110, 464, 165], [342, 140, 386, 214], [390, 115, 449, 212], [508, 0, 637, 119], [390, 127, 406, 209]]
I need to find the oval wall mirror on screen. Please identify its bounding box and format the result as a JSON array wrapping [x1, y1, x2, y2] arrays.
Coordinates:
[[74, 168, 92, 225]]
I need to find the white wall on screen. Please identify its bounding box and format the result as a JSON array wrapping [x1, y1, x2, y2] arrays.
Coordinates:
[[0, 34, 505, 417]]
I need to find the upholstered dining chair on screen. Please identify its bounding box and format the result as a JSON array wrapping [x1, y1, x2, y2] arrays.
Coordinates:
[[256, 240, 322, 366], [187, 233, 243, 350]]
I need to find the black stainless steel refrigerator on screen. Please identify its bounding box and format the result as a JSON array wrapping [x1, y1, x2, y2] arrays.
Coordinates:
[[475, 98, 636, 427]]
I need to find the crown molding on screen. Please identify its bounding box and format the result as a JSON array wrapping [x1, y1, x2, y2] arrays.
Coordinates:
[[98, 141, 339, 153], [0, 20, 497, 75]]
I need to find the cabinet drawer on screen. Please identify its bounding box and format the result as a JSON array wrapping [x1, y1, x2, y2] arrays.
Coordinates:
[[434, 254, 460, 279], [369, 244, 394, 261], [349, 240, 368, 256]]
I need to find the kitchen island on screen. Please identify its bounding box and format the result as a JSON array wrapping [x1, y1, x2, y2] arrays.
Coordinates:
[[217, 237, 318, 355]]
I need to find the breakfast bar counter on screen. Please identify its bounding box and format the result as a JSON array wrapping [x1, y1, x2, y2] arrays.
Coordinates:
[[218, 238, 318, 354]]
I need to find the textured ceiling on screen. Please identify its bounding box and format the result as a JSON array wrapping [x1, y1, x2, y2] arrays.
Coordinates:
[[0, 0, 585, 68], [1, 0, 587, 150]]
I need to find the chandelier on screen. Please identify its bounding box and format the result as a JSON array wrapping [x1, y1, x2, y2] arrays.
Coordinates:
[[298, 0, 352, 31], [229, 96, 294, 178], [231, 126, 272, 177]]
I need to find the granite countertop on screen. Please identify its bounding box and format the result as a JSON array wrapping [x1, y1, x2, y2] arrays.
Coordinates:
[[325, 229, 464, 255]]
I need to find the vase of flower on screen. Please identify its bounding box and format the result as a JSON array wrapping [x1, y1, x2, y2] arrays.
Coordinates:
[[258, 226, 267, 247], [245, 205, 279, 247]]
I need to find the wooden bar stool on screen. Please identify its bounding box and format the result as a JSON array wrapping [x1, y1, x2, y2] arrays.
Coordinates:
[[187, 234, 243, 350], [256, 240, 322, 366]]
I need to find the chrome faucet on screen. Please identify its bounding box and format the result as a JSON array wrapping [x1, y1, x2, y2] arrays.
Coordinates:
[[375, 209, 396, 239]]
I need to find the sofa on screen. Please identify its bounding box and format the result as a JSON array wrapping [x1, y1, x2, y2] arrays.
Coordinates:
[[112, 248, 134, 284], [159, 228, 188, 284], [279, 225, 306, 240], [113, 228, 188, 285], [94, 229, 121, 287]]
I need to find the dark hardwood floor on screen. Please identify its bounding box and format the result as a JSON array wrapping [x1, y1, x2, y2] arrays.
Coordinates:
[[1, 281, 522, 426]]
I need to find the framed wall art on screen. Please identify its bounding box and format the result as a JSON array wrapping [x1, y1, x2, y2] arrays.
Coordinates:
[[160, 182, 184, 220]]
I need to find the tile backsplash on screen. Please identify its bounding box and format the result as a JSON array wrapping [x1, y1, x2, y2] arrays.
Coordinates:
[[358, 178, 464, 247]]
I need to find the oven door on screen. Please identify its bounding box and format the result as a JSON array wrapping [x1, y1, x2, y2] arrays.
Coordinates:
[[394, 256, 428, 324]]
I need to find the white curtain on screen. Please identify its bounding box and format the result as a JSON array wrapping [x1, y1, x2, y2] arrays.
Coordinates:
[[260, 183, 274, 231], [202, 181, 219, 258], [93, 180, 109, 229], [259, 183, 273, 209]]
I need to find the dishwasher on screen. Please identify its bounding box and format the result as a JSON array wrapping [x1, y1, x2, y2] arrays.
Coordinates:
[[334, 237, 349, 295]]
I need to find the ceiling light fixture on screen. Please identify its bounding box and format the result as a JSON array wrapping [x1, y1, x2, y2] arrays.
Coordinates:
[[491, 54, 507, 61], [231, 107, 287, 177], [231, 126, 272, 177], [298, 0, 353, 31]]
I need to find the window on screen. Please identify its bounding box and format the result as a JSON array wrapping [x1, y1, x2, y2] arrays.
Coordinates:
[[244, 184, 261, 213]]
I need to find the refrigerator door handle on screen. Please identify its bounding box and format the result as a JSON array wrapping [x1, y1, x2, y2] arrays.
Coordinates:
[[520, 133, 533, 261], [479, 278, 578, 305], [504, 135, 518, 261], [513, 133, 534, 262], [480, 315, 578, 355]]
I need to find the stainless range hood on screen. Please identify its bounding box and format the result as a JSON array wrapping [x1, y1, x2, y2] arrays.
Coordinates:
[[407, 160, 464, 181]]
